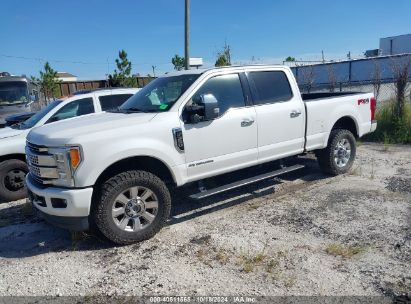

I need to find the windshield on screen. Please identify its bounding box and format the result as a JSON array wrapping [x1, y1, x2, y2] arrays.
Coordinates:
[[15, 99, 62, 129], [0, 81, 29, 105], [119, 74, 200, 112]]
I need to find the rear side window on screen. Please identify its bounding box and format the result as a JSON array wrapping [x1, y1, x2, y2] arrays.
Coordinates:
[[99, 94, 133, 111], [248, 71, 293, 105]]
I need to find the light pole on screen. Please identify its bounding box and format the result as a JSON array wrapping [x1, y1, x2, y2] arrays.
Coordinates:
[[185, 0, 190, 70]]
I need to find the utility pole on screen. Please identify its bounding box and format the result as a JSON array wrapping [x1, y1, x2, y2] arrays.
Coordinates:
[[184, 0, 190, 70], [152, 65, 156, 77], [321, 50, 325, 63]]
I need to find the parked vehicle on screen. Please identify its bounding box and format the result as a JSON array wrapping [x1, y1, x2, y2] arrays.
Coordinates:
[[0, 76, 40, 127], [5, 112, 36, 127], [0, 88, 139, 202], [25, 66, 377, 244]]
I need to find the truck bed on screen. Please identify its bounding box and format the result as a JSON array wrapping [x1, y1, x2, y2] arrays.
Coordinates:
[[302, 92, 363, 102], [303, 91, 375, 152]]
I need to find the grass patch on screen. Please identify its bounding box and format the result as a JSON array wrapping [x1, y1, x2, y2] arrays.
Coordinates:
[[195, 248, 206, 259], [266, 259, 279, 273], [239, 252, 267, 273], [363, 101, 411, 144], [215, 249, 230, 265], [326, 243, 367, 258], [284, 277, 296, 288], [246, 201, 262, 211]]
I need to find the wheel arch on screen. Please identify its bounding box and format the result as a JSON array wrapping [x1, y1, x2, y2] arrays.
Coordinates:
[[93, 155, 176, 191], [330, 116, 359, 138], [0, 153, 26, 164]]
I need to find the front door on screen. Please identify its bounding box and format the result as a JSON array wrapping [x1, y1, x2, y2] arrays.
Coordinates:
[[182, 73, 258, 182]]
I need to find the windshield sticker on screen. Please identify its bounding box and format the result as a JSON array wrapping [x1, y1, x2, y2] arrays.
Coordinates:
[[159, 104, 169, 110]]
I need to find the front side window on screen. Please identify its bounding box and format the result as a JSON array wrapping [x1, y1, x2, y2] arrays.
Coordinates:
[[248, 71, 293, 105], [47, 97, 94, 123], [120, 74, 200, 113], [191, 74, 245, 115], [99, 94, 133, 111]]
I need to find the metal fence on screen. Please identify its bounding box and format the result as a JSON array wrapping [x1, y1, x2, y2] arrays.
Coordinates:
[[298, 78, 411, 105], [292, 53, 411, 104]]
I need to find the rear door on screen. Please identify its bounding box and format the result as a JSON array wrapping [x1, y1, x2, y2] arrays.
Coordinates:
[[247, 69, 305, 162]]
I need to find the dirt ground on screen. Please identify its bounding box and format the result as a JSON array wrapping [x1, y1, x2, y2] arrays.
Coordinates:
[[0, 143, 410, 300]]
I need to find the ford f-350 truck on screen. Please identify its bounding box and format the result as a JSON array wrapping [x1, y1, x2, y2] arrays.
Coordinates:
[[25, 65, 377, 244]]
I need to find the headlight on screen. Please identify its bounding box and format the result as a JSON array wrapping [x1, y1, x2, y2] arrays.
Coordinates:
[[48, 145, 83, 187]]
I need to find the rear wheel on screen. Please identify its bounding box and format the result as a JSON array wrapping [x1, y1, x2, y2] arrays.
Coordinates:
[[0, 159, 28, 202], [316, 129, 356, 175], [92, 170, 171, 245]]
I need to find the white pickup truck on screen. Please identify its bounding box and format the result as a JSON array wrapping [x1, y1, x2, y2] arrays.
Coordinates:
[[0, 88, 138, 202], [25, 65, 377, 244]]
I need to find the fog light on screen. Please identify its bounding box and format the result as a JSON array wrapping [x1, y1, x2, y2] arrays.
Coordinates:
[[50, 198, 67, 208]]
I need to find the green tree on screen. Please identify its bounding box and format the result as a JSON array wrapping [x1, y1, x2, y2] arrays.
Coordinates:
[[39, 62, 60, 103], [171, 54, 186, 71], [285, 56, 296, 62], [215, 43, 232, 67], [109, 50, 137, 87]]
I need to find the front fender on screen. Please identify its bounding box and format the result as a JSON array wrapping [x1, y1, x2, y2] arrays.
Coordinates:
[[75, 137, 185, 187]]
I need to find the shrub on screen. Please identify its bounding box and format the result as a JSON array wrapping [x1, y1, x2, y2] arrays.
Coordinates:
[[363, 100, 411, 144]]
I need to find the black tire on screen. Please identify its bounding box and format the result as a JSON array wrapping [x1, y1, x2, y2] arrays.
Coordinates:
[[316, 129, 356, 175], [92, 170, 171, 245], [0, 159, 28, 202]]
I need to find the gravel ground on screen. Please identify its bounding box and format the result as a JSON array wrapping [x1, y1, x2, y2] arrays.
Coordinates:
[[0, 143, 410, 300]]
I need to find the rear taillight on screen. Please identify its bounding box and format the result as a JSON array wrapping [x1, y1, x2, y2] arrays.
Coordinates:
[[370, 97, 376, 121]]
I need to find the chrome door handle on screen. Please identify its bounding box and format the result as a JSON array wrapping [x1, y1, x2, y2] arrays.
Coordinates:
[[241, 119, 255, 127], [290, 110, 302, 118]]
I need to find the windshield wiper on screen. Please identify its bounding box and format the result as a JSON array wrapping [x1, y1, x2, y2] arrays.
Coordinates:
[[116, 107, 159, 113]]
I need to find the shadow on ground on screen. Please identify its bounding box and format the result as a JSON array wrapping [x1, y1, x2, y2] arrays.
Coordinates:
[[0, 155, 328, 258]]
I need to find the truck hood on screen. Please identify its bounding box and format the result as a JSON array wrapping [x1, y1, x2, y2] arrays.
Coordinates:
[[27, 112, 158, 146], [0, 126, 25, 139]]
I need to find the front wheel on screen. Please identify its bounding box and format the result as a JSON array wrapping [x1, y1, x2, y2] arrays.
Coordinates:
[[92, 170, 171, 245], [316, 129, 356, 175]]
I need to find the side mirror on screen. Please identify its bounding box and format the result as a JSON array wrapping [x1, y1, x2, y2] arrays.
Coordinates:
[[201, 94, 220, 121], [185, 94, 220, 123]]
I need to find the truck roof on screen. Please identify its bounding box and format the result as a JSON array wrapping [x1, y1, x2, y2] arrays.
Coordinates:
[[162, 64, 287, 77], [73, 87, 139, 95], [0, 76, 29, 82]]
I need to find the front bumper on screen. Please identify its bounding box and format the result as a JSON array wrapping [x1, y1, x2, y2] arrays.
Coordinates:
[[26, 174, 93, 230]]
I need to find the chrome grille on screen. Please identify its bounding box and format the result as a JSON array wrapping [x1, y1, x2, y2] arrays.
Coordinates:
[[26, 141, 60, 185], [27, 141, 48, 153], [28, 154, 39, 165], [30, 165, 41, 176]]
